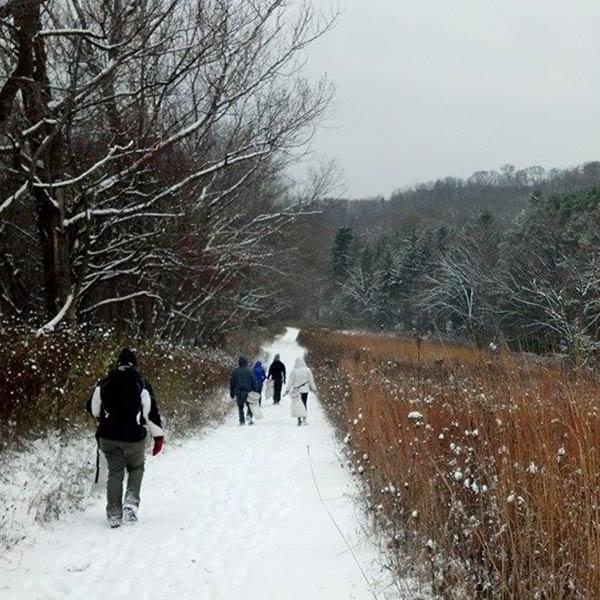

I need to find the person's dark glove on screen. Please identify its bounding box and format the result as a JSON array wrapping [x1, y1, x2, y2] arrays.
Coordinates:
[[152, 436, 165, 456]]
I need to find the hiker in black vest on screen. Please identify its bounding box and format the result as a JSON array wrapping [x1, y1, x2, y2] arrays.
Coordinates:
[[230, 356, 258, 425], [267, 354, 286, 404], [87, 348, 164, 528]]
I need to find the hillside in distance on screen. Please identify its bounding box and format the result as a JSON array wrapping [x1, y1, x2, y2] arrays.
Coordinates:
[[320, 160, 600, 234]]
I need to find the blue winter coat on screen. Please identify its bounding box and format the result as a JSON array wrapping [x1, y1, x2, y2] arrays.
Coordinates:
[[253, 362, 267, 391]]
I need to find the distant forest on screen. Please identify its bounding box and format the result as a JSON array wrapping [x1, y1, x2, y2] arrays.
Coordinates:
[[281, 162, 600, 362]]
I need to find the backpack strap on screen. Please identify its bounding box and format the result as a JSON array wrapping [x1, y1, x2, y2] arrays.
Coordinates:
[[93, 442, 100, 484]]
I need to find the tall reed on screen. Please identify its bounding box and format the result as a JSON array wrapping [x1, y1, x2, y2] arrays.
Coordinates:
[[301, 329, 600, 598]]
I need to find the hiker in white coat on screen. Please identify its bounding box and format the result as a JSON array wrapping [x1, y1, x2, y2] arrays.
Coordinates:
[[284, 357, 317, 426]]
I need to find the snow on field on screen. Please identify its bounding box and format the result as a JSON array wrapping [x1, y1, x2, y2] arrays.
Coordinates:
[[0, 432, 98, 552], [0, 328, 421, 600]]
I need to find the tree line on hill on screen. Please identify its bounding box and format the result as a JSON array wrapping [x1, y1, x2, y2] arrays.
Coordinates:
[[283, 162, 600, 363]]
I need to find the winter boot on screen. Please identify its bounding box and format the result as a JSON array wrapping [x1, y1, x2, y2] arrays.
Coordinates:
[[303, 417, 308, 426], [297, 418, 302, 427], [123, 506, 138, 524], [108, 515, 122, 529]]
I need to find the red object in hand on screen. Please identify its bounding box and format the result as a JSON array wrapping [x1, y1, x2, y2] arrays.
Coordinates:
[[152, 436, 165, 456]]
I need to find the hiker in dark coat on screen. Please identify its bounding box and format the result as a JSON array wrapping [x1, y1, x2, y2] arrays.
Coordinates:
[[267, 354, 286, 405], [86, 348, 164, 528], [230, 356, 258, 425]]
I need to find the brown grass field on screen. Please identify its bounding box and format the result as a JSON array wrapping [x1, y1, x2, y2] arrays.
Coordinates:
[[301, 329, 600, 599]]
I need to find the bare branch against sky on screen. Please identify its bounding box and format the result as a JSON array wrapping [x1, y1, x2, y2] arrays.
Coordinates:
[[298, 0, 600, 198]]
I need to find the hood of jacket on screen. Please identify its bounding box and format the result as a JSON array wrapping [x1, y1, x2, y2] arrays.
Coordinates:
[[294, 357, 306, 369], [254, 361, 263, 372], [238, 356, 248, 368]]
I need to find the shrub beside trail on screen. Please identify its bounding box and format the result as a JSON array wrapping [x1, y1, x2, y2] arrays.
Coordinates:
[[0, 322, 234, 447], [301, 329, 600, 599]]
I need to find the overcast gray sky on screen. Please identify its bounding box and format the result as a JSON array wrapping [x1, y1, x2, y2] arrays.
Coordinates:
[[299, 0, 600, 198]]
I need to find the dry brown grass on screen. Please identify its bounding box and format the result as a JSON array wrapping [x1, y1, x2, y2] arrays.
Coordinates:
[[301, 329, 600, 599]]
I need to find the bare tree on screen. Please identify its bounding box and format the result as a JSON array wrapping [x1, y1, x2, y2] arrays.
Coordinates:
[[0, 0, 336, 339], [502, 251, 600, 361], [419, 215, 501, 341]]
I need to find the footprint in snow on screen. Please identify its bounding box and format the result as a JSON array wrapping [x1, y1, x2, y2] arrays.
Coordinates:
[[65, 561, 90, 573]]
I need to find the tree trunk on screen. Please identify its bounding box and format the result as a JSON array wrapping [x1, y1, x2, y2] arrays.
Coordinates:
[[35, 184, 69, 318], [14, 1, 70, 318]]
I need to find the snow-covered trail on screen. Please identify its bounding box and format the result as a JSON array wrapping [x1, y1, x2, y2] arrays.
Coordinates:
[[1, 328, 404, 600]]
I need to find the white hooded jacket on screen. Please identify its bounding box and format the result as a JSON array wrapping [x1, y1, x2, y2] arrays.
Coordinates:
[[285, 357, 317, 395]]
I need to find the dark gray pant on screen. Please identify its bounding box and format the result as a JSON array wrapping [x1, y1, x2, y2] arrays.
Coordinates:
[[236, 395, 253, 424], [99, 437, 146, 520]]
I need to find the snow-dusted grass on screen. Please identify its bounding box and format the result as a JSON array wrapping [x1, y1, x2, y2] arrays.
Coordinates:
[[0, 431, 94, 551], [0, 321, 238, 446], [301, 329, 600, 598]]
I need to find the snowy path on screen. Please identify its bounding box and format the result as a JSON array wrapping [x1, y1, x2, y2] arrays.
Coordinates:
[[1, 328, 407, 600]]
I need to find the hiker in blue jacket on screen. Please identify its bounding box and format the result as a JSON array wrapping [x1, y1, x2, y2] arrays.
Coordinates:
[[253, 361, 267, 406]]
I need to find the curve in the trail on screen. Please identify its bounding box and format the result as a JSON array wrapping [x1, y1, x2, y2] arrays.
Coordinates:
[[1, 328, 410, 600]]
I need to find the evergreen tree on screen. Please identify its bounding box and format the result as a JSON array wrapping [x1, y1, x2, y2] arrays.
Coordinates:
[[331, 227, 355, 276]]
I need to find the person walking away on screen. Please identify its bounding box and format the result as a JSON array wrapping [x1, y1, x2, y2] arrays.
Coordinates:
[[253, 361, 267, 406], [87, 348, 165, 529], [268, 354, 286, 405], [230, 357, 258, 425], [285, 357, 317, 426]]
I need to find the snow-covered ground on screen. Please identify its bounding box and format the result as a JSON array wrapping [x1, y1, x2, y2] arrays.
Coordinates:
[[0, 432, 95, 551], [1, 328, 421, 600]]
